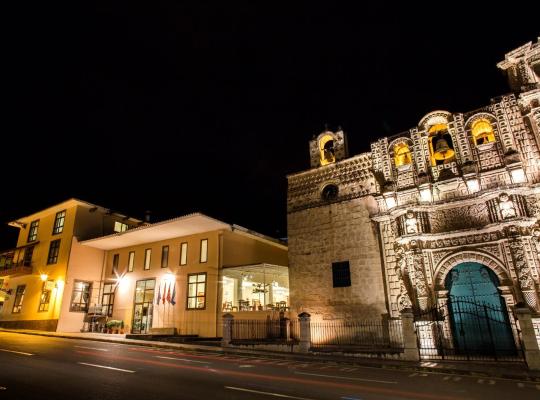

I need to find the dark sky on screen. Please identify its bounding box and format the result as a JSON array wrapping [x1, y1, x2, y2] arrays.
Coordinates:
[[2, 3, 538, 249]]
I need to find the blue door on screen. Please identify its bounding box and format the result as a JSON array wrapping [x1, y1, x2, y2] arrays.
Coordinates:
[[445, 262, 515, 357]]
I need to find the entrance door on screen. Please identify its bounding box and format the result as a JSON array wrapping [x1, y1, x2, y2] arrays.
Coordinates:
[[445, 262, 516, 357], [132, 279, 155, 334]]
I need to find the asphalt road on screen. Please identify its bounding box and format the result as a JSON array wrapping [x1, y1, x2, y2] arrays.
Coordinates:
[[0, 332, 539, 400]]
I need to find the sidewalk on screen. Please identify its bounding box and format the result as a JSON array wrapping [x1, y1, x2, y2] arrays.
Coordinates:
[[2, 328, 539, 382]]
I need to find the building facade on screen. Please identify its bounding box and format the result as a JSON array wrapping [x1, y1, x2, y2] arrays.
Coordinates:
[[0, 199, 142, 331], [1, 203, 288, 335], [287, 38, 540, 331], [80, 214, 288, 337]]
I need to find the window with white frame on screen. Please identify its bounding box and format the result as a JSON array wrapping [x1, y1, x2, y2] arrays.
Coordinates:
[[144, 249, 151, 270], [199, 239, 208, 263], [180, 242, 187, 266]]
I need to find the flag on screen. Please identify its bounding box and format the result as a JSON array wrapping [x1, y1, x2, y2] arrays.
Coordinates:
[[162, 283, 167, 304], [170, 283, 176, 306], [156, 282, 161, 305], [166, 283, 172, 304]]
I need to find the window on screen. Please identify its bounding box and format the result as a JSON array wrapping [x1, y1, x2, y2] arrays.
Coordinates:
[[428, 124, 455, 166], [199, 239, 208, 263], [12, 285, 26, 313], [187, 273, 206, 309], [23, 246, 34, 266], [144, 249, 151, 270], [52, 210, 66, 235], [471, 119, 496, 146], [114, 221, 129, 233], [112, 254, 119, 274], [332, 261, 351, 288], [127, 251, 135, 272], [161, 246, 169, 268], [394, 143, 412, 167], [38, 282, 52, 312], [70, 281, 91, 312], [47, 240, 61, 264], [180, 242, 188, 266], [27, 220, 39, 242], [319, 134, 336, 165], [101, 282, 115, 317]]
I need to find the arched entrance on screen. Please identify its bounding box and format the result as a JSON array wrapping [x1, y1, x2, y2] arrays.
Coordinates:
[[444, 262, 515, 357]]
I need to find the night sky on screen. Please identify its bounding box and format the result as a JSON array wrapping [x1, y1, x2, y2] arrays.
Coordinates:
[[2, 3, 538, 249]]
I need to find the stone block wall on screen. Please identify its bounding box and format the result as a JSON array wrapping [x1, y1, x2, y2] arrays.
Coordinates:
[[287, 197, 387, 321]]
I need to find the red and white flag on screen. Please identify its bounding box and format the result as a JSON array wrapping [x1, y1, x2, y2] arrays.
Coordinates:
[[162, 283, 167, 304], [166, 283, 172, 304]]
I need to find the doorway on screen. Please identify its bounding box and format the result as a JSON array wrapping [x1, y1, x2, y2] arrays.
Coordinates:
[[445, 262, 516, 357], [132, 279, 155, 334]]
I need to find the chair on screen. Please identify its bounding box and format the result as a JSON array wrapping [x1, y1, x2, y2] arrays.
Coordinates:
[[238, 300, 250, 311], [222, 301, 233, 312]]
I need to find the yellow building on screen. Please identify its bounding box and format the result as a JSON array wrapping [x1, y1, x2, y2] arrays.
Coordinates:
[[80, 213, 288, 337], [0, 199, 142, 331]]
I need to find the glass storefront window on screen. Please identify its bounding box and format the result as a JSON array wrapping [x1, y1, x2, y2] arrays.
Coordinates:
[[221, 264, 289, 312]]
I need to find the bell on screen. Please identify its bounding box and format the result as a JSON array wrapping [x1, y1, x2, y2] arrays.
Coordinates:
[[434, 137, 454, 160]]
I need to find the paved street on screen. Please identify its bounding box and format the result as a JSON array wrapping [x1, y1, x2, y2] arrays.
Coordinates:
[[0, 331, 539, 400]]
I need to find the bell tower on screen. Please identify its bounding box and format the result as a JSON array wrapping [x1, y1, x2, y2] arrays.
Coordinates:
[[309, 129, 349, 168], [497, 39, 540, 92]]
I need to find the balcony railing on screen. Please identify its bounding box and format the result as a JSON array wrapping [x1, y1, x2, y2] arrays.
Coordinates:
[[0, 262, 33, 277]]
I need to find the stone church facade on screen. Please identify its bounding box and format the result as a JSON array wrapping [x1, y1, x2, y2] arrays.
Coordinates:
[[287, 39, 540, 323]]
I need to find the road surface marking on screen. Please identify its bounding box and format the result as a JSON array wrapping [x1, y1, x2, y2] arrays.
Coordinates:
[[478, 379, 484, 384], [0, 348, 33, 356], [155, 356, 210, 364], [74, 346, 109, 352], [409, 373, 418, 377], [77, 362, 135, 373], [536, 384, 540, 391], [0, 386, 6, 390], [443, 376, 451, 381], [294, 371, 397, 384], [517, 382, 525, 388], [452, 377, 462, 382], [421, 362, 438, 367], [225, 386, 316, 399], [488, 380, 495, 385], [239, 365, 254, 368]]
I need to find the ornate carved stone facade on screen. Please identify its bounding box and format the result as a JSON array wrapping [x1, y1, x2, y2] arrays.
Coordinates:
[[287, 39, 540, 320]]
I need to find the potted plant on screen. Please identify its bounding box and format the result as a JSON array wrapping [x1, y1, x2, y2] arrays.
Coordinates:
[[105, 320, 114, 333], [119, 320, 125, 334]]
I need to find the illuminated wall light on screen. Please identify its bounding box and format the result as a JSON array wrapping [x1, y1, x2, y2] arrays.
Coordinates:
[[163, 273, 175, 284], [40, 273, 48, 282], [419, 188, 432, 202], [466, 178, 480, 193], [383, 194, 397, 210], [510, 168, 526, 184]]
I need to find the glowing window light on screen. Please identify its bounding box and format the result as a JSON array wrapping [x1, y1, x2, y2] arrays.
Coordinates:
[[471, 119, 496, 146]]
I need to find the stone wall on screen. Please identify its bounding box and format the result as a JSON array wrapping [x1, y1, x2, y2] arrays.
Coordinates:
[[288, 197, 387, 320]]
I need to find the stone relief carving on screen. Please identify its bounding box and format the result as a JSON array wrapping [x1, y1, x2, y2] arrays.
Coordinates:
[[509, 239, 534, 290], [429, 204, 490, 233]]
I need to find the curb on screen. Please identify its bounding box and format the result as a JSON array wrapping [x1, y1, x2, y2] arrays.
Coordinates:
[[2, 328, 540, 382]]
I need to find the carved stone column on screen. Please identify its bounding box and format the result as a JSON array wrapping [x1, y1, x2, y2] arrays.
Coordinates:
[[394, 245, 413, 312], [509, 237, 539, 311], [404, 242, 430, 312]]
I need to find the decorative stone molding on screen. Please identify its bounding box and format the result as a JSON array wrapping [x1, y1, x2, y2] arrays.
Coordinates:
[[433, 250, 510, 289]]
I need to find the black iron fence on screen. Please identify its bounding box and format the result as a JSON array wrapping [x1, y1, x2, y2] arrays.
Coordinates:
[[310, 319, 404, 351], [230, 318, 299, 342], [415, 299, 524, 362]]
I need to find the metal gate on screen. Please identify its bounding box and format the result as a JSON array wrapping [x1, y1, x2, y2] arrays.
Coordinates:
[[414, 299, 524, 362]]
